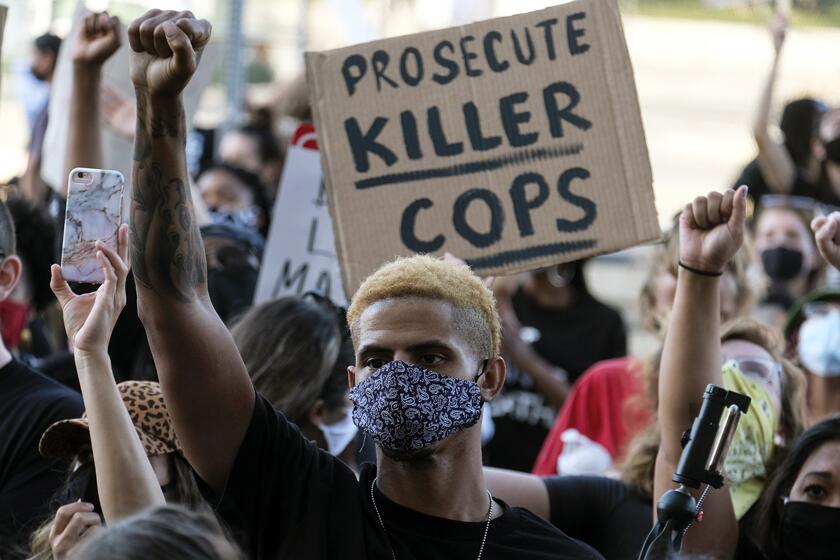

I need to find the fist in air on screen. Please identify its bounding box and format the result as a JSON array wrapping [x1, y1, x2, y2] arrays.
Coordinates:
[[128, 10, 211, 97], [812, 212, 840, 271], [679, 186, 748, 275], [73, 12, 122, 67]]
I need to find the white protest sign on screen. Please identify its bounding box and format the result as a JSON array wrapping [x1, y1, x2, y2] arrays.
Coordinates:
[[254, 124, 347, 305]]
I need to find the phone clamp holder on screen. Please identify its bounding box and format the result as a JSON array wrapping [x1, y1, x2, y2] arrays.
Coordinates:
[[637, 384, 751, 559]]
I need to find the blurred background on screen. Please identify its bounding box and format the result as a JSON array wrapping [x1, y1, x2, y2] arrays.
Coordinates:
[[2, 0, 839, 354]]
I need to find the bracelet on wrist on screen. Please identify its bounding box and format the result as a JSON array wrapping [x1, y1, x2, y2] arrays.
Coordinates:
[[678, 261, 723, 278]]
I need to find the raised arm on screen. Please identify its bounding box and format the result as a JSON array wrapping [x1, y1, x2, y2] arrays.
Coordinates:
[[50, 225, 165, 522], [812, 212, 840, 271], [62, 12, 122, 197], [654, 186, 747, 557], [128, 10, 254, 492], [753, 15, 796, 194]]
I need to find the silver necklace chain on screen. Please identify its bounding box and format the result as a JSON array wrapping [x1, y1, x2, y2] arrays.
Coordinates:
[[369, 477, 494, 560]]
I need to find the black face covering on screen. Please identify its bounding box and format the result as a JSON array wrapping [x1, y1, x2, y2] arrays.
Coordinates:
[[781, 501, 840, 559], [761, 246, 804, 282], [207, 264, 258, 323], [824, 137, 840, 164]]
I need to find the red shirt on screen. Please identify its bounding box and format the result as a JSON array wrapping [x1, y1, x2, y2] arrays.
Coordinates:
[[532, 357, 652, 475]]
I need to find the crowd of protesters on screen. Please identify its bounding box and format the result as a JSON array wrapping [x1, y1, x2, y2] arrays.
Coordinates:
[[0, 7, 839, 560]]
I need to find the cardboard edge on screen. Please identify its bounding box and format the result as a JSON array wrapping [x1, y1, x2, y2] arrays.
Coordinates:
[[305, 51, 357, 301], [594, 0, 661, 241], [0, 5, 7, 98]]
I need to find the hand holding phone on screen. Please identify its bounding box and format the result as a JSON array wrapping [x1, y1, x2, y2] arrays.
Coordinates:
[[60, 168, 125, 284]]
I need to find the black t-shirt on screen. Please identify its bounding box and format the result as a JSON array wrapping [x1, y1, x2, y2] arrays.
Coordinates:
[[510, 288, 626, 384], [544, 476, 651, 560], [734, 158, 840, 207], [483, 290, 625, 472], [214, 393, 603, 559], [0, 359, 83, 557]]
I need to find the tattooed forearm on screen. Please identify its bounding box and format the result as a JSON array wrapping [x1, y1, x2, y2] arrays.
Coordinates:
[[131, 93, 207, 303], [133, 93, 186, 161]]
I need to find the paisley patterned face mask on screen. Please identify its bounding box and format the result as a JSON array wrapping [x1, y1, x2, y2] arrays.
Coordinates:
[[349, 360, 484, 452]]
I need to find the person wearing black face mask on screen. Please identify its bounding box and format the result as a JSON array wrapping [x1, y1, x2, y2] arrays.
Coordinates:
[[753, 417, 840, 559], [752, 204, 821, 329], [201, 223, 263, 324]]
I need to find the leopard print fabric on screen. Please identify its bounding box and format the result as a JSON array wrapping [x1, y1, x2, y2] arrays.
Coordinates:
[[117, 381, 182, 456], [39, 381, 181, 458]]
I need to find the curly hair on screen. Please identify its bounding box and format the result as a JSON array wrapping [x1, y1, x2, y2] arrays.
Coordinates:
[[347, 255, 501, 359], [619, 318, 807, 500]]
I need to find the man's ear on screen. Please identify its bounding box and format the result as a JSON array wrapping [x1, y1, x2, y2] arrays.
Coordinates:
[[478, 356, 505, 402], [347, 365, 357, 389], [0, 256, 23, 301]]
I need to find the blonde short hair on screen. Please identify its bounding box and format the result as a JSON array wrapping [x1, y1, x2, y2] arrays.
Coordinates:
[[347, 255, 501, 358]]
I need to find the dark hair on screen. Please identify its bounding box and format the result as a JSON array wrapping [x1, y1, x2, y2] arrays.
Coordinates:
[[230, 296, 341, 423], [236, 124, 283, 165], [755, 417, 840, 558], [34, 33, 62, 57], [67, 505, 244, 560], [780, 98, 823, 169], [0, 200, 16, 257], [200, 162, 272, 236], [6, 197, 55, 311]]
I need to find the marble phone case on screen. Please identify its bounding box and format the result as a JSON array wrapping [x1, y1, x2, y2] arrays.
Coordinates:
[[60, 168, 125, 284]]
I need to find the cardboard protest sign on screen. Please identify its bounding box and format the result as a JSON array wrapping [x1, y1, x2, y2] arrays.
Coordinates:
[[306, 0, 660, 297], [0, 5, 7, 98], [254, 124, 347, 305]]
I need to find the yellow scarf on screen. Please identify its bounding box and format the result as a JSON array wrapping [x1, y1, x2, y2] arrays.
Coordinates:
[[722, 362, 777, 519]]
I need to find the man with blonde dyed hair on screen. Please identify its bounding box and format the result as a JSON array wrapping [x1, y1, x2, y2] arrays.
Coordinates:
[[127, 10, 600, 559]]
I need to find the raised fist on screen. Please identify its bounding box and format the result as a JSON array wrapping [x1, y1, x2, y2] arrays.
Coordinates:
[[72, 12, 122, 66], [127, 10, 211, 97], [812, 212, 840, 271], [679, 186, 748, 275]]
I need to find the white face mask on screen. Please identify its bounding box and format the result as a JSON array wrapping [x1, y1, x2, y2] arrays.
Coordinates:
[[798, 311, 840, 377], [318, 407, 358, 456]]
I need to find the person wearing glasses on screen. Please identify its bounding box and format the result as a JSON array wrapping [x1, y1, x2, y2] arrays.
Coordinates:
[[785, 291, 840, 424]]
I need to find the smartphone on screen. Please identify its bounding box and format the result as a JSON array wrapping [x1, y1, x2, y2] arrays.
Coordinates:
[[60, 168, 125, 284]]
